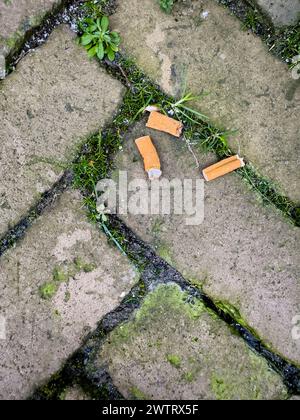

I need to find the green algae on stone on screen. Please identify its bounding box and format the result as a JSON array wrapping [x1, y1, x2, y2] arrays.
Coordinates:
[[211, 374, 237, 400], [183, 371, 196, 383], [99, 283, 288, 399], [157, 243, 175, 266], [39, 259, 97, 300], [53, 265, 69, 283], [74, 257, 96, 273], [130, 386, 148, 400], [166, 354, 181, 368]]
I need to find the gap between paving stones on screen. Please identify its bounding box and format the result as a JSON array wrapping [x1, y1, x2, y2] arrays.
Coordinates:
[[0, 50, 299, 256], [0, 17, 298, 398], [30, 216, 300, 398], [1, 0, 299, 397], [0, 171, 72, 257], [1, 0, 299, 232], [3, 93, 299, 396], [1, 0, 82, 66]]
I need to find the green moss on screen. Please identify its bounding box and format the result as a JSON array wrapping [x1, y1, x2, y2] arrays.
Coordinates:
[[157, 243, 174, 266], [166, 354, 181, 368], [136, 284, 205, 323], [130, 386, 148, 400], [39, 259, 98, 300], [188, 277, 204, 289], [53, 266, 68, 283], [74, 257, 96, 273], [183, 371, 195, 383], [211, 374, 236, 400], [39, 282, 58, 300], [215, 300, 255, 333], [105, 284, 206, 348], [64, 291, 71, 303]]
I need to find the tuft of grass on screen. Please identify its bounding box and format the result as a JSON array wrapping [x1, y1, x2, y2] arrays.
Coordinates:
[[242, 9, 262, 32], [272, 22, 300, 64]]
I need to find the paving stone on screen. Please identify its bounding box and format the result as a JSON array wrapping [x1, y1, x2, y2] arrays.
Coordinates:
[[257, 0, 300, 27], [111, 0, 300, 202], [0, 25, 124, 237], [98, 284, 287, 400], [113, 120, 300, 367], [64, 385, 90, 400], [0, 190, 138, 400], [0, 0, 62, 57]]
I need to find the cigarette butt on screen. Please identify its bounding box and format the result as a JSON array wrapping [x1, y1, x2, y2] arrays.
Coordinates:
[[146, 111, 183, 137], [202, 155, 245, 181], [135, 136, 162, 180]]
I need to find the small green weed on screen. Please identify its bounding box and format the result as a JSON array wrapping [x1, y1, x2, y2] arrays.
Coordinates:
[[79, 15, 121, 61], [158, 0, 176, 14]]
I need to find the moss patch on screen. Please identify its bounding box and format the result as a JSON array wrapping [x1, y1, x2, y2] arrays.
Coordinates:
[[211, 374, 237, 400], [39, 259, 96, 300], [130, 386, 148, 400], [166, 354, 181, 368], [39, 282, 58, 300]]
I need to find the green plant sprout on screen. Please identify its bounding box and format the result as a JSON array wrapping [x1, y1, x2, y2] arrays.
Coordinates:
[[79, 16, 121, 61], [158, 0, 176, 14], [167, 91, 209, 123]]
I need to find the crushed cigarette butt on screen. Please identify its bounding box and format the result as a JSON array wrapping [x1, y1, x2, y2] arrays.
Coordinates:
[[135, 136, 162, 180], [202, 155, 245, 181], [146, 111, 183, 137]]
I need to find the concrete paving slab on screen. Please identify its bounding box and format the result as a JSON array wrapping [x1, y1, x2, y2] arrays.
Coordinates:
[[99, 284, 288, 400], [0, 0, 62, 57], [257, 0, 300, 27], [0, 25, 124, 237], [113, 120, 300, 367], [0, 190, 138, 400], [111, 0, 300, 202]]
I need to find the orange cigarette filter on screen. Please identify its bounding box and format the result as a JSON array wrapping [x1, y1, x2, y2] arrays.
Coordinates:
[[135, 136, 162, 180], [203, 155, 245, 181], [146, 111, 183, 138]]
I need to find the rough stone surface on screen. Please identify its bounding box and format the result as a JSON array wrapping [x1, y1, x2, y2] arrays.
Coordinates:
[[64, 385, 90, 400], [99, 284, 288, 400], [0, 0, 62, 56], [0, 190, 138, 400], [111, 0, 300, 202], [0, 25, 124, 237], [113, 120, 300, 366], [257, 0, 300, 27]]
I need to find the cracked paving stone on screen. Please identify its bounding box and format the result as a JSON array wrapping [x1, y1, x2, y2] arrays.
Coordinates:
[[0, 25, 124, 237], [111, 0, 300, 202], [0, 190, 138, 400], [112, 120, 300, 367], [97, 284, 288, 400]]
